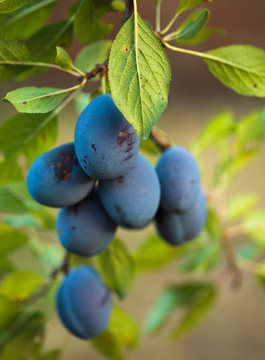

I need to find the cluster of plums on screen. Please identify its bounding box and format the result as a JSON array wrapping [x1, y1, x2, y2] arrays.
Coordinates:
[[27, 94, 207, 340]]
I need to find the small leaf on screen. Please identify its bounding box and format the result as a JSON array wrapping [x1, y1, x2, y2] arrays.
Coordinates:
[[177, 27, 225, 46], [109, 14, 171, 138], [75, 40, 112, 75], [0, 185, 28, 213], [74, 0, 113, 44], [55, 46, 73, 70], [3, 86, 69, 113], [243, 210, 265, 245], [0, 296, 22, 331], [145, 282, 217, 339], [0, 224, 27, 256], [236, 107, 265, 151], [191, 109, 235, 153], [0, 158, 23, 186], [97, 238, 134, 299], [140, 138, 160, 154], [204, 45, 265, 97], [176, 9, 209, 41], [92, 305, 140, 360], [134, 233, 183, 273], [0, 0, 32, 14], [0, 0, 56, 39], [227, 193, 259, 220], [169, 283, 217, 340], [111, 0, 125, 12], [0, 257, 14, 274], [0, 271, 44, 301], [177, 0, 211, 15], [74, 91, 92, 114], [40, 349, 62, 360]]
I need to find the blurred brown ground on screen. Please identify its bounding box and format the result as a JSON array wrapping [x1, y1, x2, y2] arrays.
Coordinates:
[[1, 0, 265, 359]]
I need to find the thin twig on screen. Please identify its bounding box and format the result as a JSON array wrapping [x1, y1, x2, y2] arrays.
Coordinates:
[[150, 128, 171, 152]]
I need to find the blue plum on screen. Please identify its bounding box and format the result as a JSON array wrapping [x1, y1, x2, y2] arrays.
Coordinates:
[[99, 154, 161, 229], [57, 266, 112, 339], [27, 142, 94, 208], [57, 190, 117, 256], [74, 94, 140, 180], [156, 190, 207, 246], [156, 146, 200, 213]]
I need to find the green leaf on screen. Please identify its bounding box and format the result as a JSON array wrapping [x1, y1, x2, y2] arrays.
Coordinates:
[[0, 257, 14, 274], [27, 19, 73, 61], [0, 158, 23, 186], [177, 0, 211, 15], [0, 271, 44, 301], [0, 312, 45, 360], [191, 109, 235, 153], [177, 27, 225, 46], [243, 210, 265, 245], [3, 86, 69, 113], [75, 40, 112, 75], [74, 0, 113, 44], [97, 238, 134, 299], [140, 138, 160, 154], [74, 91, 92, 114], [134, 233, 183, 273], [109, 14, 171, 139], [92, 305, 140, 360], [236, 107, 265, 151], [0, 296, 22, 331], [169, 283, 217, 340], [0, 37, 31, 81], [0, 185, 28, 213], [55, 46, 73, 70], [226, 193, 259, 221], [0, 0, 32, 14], [145, 282, 217, 339], [204, 45, 265, 97], [111, 0, 125, 12], [176, 9, 209, 41], [0, 112, 58, 167], [0, 224, 27, 256], [0, 0, 56, 39]]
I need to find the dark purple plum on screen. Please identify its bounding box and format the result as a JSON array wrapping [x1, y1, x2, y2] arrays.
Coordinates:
[[74, 94, 140, 180], [156, 146, 200, 213], [57, 266, 112, 339], [99, 154, 161, 229], [56, 190, 117, 256], [156, 190, 207, 246], [26, 142, 94, 208]]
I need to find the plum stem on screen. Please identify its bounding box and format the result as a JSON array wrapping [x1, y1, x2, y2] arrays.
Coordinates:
[[51, 252, 70, 279], [150, 128, 171, 152]]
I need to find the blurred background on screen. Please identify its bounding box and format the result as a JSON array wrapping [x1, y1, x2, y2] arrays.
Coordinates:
[[1, 0, 265, 359]]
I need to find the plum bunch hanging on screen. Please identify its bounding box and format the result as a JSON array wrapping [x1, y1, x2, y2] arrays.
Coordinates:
[[26, 94, 207, 339]]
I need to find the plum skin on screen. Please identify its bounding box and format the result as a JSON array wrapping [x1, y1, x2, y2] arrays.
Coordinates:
[[56, 266, 112, 339], [57, 190, 117, 256], [156, 190, 207, 246], [27, 142, 94, 208], [74, 94, 140, 180], [156, 146, 200, 213], [99, 154, 161, 229]]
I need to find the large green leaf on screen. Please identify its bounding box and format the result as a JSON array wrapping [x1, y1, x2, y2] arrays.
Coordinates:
[[204, 45, 265, 97], [0, 0, 56, 39], [4, 86, 69, 113], [0, 37, 31, 80], [176, 8, 209, 41], [97, 238, 134, 299], [74, 0, 113, 44], [75, 40, 112, 75], [0, 158, 23, 185], [92, 305, 140, 360], [0, 0, 33, 14], [0, 224, 27, 256], [0, 271, 44, 301], [109, 14, 171, 139], [0, 112, 58, 167]]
